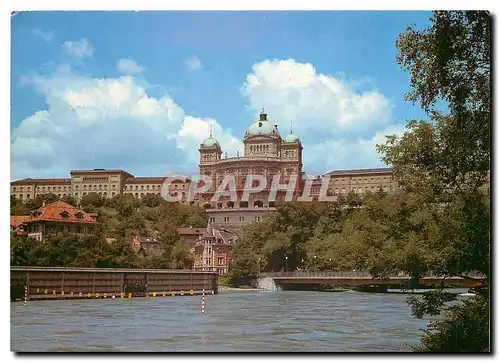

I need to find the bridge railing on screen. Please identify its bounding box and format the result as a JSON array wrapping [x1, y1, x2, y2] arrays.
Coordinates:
[[260, 271, 375, 278], [259, 271, 485, 279]]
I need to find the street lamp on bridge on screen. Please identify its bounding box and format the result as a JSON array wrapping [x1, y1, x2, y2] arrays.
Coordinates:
[[285, 256, 288, 273], [329, 258, 332, 272], [313, 255, 317, 271]]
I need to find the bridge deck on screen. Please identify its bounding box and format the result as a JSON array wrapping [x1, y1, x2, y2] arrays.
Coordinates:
[[263, 272, 484, 288]]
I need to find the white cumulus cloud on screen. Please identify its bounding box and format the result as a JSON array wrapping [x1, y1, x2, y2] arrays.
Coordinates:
[[32, 28, 53, 43], [185, 55, 203, 71], [63, 39, 93, 59], [241, 58, 400, 174], [117, 59, 144, 74], [11, 67, 238, 180]]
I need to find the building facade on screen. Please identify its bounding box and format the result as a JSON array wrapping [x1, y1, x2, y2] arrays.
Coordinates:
[[11, 170, 191, 202], [13, 201, 97, 241], [323, 168, 399, 196], [192, 224, 238, 275], [197, 110, 304, 232]]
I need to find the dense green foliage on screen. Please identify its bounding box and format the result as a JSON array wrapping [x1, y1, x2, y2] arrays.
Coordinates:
[[10, 193, 207, 269], [384, 10, 491, 352]]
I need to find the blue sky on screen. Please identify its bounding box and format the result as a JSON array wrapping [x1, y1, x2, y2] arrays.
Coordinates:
[[11, 11, 433, 180]]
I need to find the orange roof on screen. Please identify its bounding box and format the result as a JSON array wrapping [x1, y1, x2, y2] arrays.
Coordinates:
[[24, 201, 97, 224], [10, 215, 31, 228], [177, 227, 205, 235]]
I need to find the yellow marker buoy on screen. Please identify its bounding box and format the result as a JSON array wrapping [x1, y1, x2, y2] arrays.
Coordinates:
[[190, 289, 194, 296], [180, 290, 184, 296], [36, 288, 40, 293], [79, 292, 83, 297], [61, 291, 65, 296], [128, 293, 132, 298], [153, 292, 156, 297], [171, 290, 175, 296], [95, 293, 99, 298], [162, 292, 166, 297], [70, 291, 74, 297], [53, 289, 56, 295], [87, 292, 91, 298], [45, 289, 48, 294], [104, 293, 107, 298], [120, 292, 124, 298]]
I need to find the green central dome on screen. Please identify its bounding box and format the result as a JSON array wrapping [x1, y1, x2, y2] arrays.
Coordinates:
[[201, 137, 220, 147], [245, 111, 278, 137]]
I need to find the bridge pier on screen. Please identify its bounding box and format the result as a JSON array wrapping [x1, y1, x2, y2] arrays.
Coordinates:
[[256, 277, 280, 292]]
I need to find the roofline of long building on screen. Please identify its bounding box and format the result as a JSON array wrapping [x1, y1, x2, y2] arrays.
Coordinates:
[[11, 167, 393, 185]]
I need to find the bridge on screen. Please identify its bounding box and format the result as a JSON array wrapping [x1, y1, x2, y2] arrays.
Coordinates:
[[257, 271, 485, 292]]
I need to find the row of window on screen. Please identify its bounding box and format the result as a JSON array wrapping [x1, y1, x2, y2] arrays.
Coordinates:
[[12, 186, 31, 192], [250, 144, 270, 153], [26, 224, 94, 235], [332, 185, 393, 194], [123, 192, 162, 198], [209, 216, 261, 223], [203, 200, 268, 209], [202, 154, 216, 161], [330, 176, 393, 183], [75, 184, 116, 190], [124, 184, 162, 191], [199, 257, 225, 266], [82, 177, 109, 183], [77, 192, 116, 198]]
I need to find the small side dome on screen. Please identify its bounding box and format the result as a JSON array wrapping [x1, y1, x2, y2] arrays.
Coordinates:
[[201, 137, 220, 147], [283, 132, 299, 143]]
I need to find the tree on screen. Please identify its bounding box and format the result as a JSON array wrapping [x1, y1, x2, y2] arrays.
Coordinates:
[[10, 197, 31, 215], [346, 190, 363, 207], [379, 11, 490, 199], [377, 11, 490, 352], [61, 195, 78, 206], [80, 192, 105, 208], [140, 193, 162, 208]]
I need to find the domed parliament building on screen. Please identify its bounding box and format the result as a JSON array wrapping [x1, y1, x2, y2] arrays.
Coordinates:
[[196, 109, 305, 232], [11, 109, 400, 234]]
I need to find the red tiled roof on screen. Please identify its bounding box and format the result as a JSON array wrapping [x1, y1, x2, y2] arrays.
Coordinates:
[[177, 227, 205, 235], [10, 215, 31, 228], [24, 201, 97, 224]]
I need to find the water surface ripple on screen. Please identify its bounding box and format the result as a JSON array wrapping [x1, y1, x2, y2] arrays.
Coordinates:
[[11, 290, 431, 352]]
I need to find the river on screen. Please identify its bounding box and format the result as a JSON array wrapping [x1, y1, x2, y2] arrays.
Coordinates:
[[11, 290, 434, 352]]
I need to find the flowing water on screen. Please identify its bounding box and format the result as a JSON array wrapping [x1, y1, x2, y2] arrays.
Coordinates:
[[11, 290, 435, 352]]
